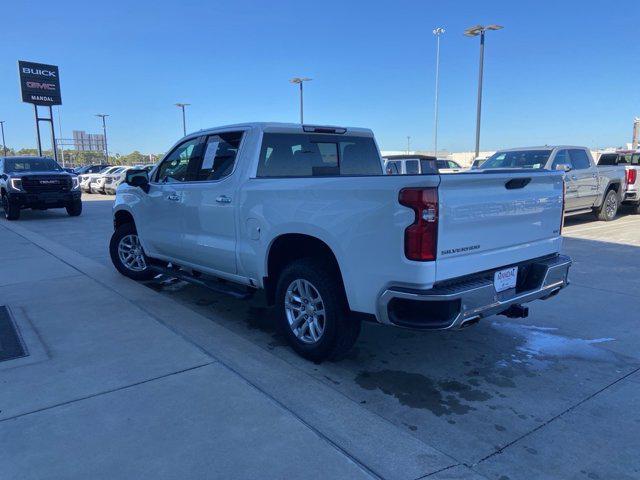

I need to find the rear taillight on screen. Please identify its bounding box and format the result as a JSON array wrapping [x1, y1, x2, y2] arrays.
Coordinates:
[[627, 169, 637, 185], [399, 187, 438, 261]]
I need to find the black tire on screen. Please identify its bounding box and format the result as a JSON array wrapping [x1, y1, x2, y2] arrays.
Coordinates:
[[2, 193, 20, 220], [275, 258, 361, 362], [595, 189, 619, 221], [109, 222, 156, 281], [66, 199, 82, 217]]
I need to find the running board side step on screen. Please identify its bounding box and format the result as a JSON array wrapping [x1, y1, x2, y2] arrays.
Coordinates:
[[148, 262, 255, 300]]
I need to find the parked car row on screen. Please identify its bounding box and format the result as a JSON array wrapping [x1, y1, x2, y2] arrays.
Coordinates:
[[77, 164, 155, 195], [384, 146, 639, 221]]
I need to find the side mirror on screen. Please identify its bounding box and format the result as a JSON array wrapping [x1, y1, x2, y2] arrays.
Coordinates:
[[555, 163, 572, 172], [125, 169, 150, 193]]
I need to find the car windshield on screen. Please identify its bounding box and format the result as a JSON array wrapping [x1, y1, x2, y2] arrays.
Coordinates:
[[482, 150, 552, 169], [5, 158, 62, 173]]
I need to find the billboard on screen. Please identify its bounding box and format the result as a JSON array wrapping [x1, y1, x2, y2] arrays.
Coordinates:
[[18, 60, 62, 106]]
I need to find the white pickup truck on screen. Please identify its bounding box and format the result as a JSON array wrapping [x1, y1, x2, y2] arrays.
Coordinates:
[[110, 123, 571, 361]]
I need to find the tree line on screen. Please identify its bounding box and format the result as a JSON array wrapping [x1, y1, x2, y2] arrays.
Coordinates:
[[1, 148, 164, 167]]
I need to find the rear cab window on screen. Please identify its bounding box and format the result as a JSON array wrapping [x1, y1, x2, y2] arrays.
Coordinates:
[[257, 133, 382, 177]]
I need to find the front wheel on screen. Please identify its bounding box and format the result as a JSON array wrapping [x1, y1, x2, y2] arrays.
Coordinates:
[[109, 223, 156, 281], [275, 258, 361, 362], [66, 199, 82, 216], [595, 189, 619, 221], [2, 194, 20, 220]]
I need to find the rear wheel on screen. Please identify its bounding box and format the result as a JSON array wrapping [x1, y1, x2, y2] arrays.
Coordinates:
[[66, 199, 82, 216], [109, 223, 156, 281], [595, 189, 619, 221], [275, 258, 360, 362], [2, 193, 20, 220]]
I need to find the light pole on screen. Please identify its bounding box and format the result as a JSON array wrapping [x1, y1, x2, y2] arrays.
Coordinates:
[[464, 24, 503, 158], [175, 103, 190, 136], [0, 121, 6, 156], [433, 27, 445, 157], [95, 114, 109, 162], [290, 77, 312, 124], [406, 136, 411, 154]]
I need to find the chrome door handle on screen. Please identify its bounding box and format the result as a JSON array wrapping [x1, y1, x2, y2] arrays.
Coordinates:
[[216, 195, 232, 204], [167, 193, 181, 202]]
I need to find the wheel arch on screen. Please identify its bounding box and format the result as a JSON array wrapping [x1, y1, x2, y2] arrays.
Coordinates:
[[264, 233, 346, 307], [113, 208, 136, 230]]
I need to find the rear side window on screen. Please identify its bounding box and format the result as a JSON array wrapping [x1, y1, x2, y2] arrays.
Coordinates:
[[597, 154, 619, 166], [405, 160, 419, 174], [568, 149, 591, 170], [257, 133, 382, 177], [196, 132, 243, 181]]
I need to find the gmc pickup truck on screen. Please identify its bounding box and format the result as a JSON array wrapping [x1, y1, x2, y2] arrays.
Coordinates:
[[1, 156, 82, 220], [598, 151, 640, 213], [483, 146, 626, 221], [110, 123, 571, 361]]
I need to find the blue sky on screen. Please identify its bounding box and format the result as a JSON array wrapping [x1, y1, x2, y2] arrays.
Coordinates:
[[1, 0, 639, 154]]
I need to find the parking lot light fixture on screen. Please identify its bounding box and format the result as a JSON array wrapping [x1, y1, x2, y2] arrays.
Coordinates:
[[433, 27, 445, 156], [175, 103, 190, 137], [290, 77, 312, 124], [464, 24, 503, 158], [95, 114, 109, 162]]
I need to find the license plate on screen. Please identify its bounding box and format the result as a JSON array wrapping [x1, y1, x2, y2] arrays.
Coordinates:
[[494, 266, 518, 293]]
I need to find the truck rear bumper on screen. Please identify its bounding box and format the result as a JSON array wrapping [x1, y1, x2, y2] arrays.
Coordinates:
[[377, 254, 571, 330]]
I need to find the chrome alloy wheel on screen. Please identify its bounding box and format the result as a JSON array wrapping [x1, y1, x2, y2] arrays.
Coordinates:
[[118, 234, 147, 272], [605, 193, 617, 218], [285, 279, 326, 344]]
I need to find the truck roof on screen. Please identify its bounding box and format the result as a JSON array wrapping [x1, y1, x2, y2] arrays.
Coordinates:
[[496, 145, 588, 152], [193, 122, 374, 137]]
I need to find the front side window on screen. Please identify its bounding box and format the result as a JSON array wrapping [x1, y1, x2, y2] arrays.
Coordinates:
[[257, 133, 382, 177], [196, 131, 243, 181], [155, 138, 201, 183], [448, 161, 460, 169], [551, 150, 570, 169], [386, 161, 400, 175], [568, 149, 591, 170]]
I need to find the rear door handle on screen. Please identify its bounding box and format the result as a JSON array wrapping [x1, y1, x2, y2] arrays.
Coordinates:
[[216, 195, 232, 204], [167, 193, 181, 202]]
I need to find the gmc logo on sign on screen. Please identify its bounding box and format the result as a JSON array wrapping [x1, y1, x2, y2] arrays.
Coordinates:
[[26, 81, 57, 91], [39, 180, 58, 184]]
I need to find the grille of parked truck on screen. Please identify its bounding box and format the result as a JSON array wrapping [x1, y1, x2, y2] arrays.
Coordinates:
[[1, 156, 82, 220], [109, 123, 571, 361], [482, 146, 627, 221]]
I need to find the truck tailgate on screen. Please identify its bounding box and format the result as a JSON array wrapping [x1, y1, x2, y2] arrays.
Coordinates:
[[436, 170, 564, 282]]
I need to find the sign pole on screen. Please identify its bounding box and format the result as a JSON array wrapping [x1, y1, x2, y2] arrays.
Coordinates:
[[34, 104, 43, 156], [48, 106, 58, 162]]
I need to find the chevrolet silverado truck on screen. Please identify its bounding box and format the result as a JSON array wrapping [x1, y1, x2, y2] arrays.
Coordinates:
[[110, 123, 571, 361], [598, 151, 640, 213], [1, 156, 82, 220], [483, 146, 626, 221]]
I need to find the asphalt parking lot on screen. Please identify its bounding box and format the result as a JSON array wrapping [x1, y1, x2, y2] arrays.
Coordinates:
[[2, 193, 639, 480]]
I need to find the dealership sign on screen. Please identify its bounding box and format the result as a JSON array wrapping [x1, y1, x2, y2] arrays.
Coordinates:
[[18, 60, 62, 105]]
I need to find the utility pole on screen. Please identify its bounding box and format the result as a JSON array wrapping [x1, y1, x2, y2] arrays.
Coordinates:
[[0, 121, 6, 156], [464, 24, 503, 158], [175, 103, 190, 136], [95, 114, 109, 162], [407, 136, 411, 154], [290, 77, 312, 124], [433, 27, 445, 157], [633, 117, 640, 150]]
